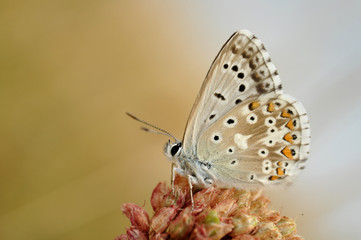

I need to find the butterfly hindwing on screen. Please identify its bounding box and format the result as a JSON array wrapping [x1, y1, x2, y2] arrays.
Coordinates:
[[183, 30, 283, 157], [196, 94, 310, 188]]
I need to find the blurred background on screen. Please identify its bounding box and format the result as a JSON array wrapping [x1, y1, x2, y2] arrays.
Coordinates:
[[1, 0, 361, 239]]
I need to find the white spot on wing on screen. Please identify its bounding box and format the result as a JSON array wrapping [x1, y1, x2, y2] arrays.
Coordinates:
[[258, 148, 269, 157], [234, 133, 251, 150], [265, 117, 276, 127], [246, 113, 258, 124]]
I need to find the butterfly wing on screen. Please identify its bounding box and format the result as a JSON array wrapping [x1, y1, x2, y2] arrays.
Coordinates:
[[196, 94, 310, 188], [182, 30, 282, 157]]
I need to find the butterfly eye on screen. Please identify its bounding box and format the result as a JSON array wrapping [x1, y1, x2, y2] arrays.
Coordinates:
[[170, 143, 181, 156]]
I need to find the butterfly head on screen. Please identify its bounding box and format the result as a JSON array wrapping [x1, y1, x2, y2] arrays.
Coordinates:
[[164, 140, 182, 161], [126, 113, 182, 160]]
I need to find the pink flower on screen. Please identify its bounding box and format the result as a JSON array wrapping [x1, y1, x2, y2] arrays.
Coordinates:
[[118, 175, 304, 240]]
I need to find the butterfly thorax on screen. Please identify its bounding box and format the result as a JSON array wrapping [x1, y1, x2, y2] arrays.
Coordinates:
[[164, 140, 214, 188]]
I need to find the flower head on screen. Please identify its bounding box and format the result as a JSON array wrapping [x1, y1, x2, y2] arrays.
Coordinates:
[[116, 175, 304, 240]]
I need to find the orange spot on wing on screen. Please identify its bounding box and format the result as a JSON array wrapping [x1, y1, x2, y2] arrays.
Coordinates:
[[286, 120, 294, 130], [249, 101, 260, 110], [277, 161, 282, 167], [281, 110, 291, 118], [276, 167, 285, 176], [269, 176, 279, 181], [267, 102, 275, 112], [281, 146, 293, 159], [283, 132, 294, 143]]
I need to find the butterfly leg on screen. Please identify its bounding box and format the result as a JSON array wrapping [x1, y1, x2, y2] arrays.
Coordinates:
[[187, 175, 194, 210], [171, 163, 176, 195]]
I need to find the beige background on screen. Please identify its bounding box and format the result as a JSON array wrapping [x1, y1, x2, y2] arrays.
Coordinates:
[[1, 1, 361, 239]]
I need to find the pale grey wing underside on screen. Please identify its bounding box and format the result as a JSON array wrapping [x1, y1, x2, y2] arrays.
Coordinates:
[[197, 94, 310, 188], [182, 30, 283, 157]]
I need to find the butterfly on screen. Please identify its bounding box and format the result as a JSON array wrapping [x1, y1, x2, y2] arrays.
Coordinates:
[[129, 30, 310, 207]]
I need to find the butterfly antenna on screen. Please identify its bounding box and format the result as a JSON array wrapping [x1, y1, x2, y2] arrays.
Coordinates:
[[126, 112, 178, 141], [140, 127, 175, 138]]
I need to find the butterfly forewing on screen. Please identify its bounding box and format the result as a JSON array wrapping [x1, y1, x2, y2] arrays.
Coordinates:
[[183, 30, 283, 157]]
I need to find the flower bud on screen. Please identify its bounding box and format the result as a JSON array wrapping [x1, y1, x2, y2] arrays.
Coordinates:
[[254, 222, 282, 240], [193, 187, 219, 209], [231, 214, 259, 236], [249, 196, 270, 215], [260, 209, 281, 223], [150, 206, 178, 233], [163, 185, 188, 209], [276, 216, 297, 238], [151, 182, 170, 212], [190, 222, 233, 240], [121, 203, 150, 233], [149, 233, 168, 240], [213, 199, 238, 217], [286, 235, 304, 240], [213, 188, 235, 205], [168, 208, 194, 239], [193, 210, 233, 239], [231, 234, 259, 240], [126, 227, 147, 240]]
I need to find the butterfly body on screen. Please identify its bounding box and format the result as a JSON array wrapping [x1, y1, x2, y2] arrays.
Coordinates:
[[163, 30, 310, 192]]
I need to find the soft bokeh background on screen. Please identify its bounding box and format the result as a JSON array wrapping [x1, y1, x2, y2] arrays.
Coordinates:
[[1, 0, 361, 239]]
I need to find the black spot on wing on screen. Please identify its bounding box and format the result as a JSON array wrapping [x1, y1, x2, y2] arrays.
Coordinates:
[[238, 84, 246, 92], [214, 92, 226, 101], [235, 99, 242, 104], [237, 72, 244, 79], [231, 65, 238, 72]]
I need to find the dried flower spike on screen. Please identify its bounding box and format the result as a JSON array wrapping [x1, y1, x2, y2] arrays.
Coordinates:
[[116, 175, 304, 240]]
